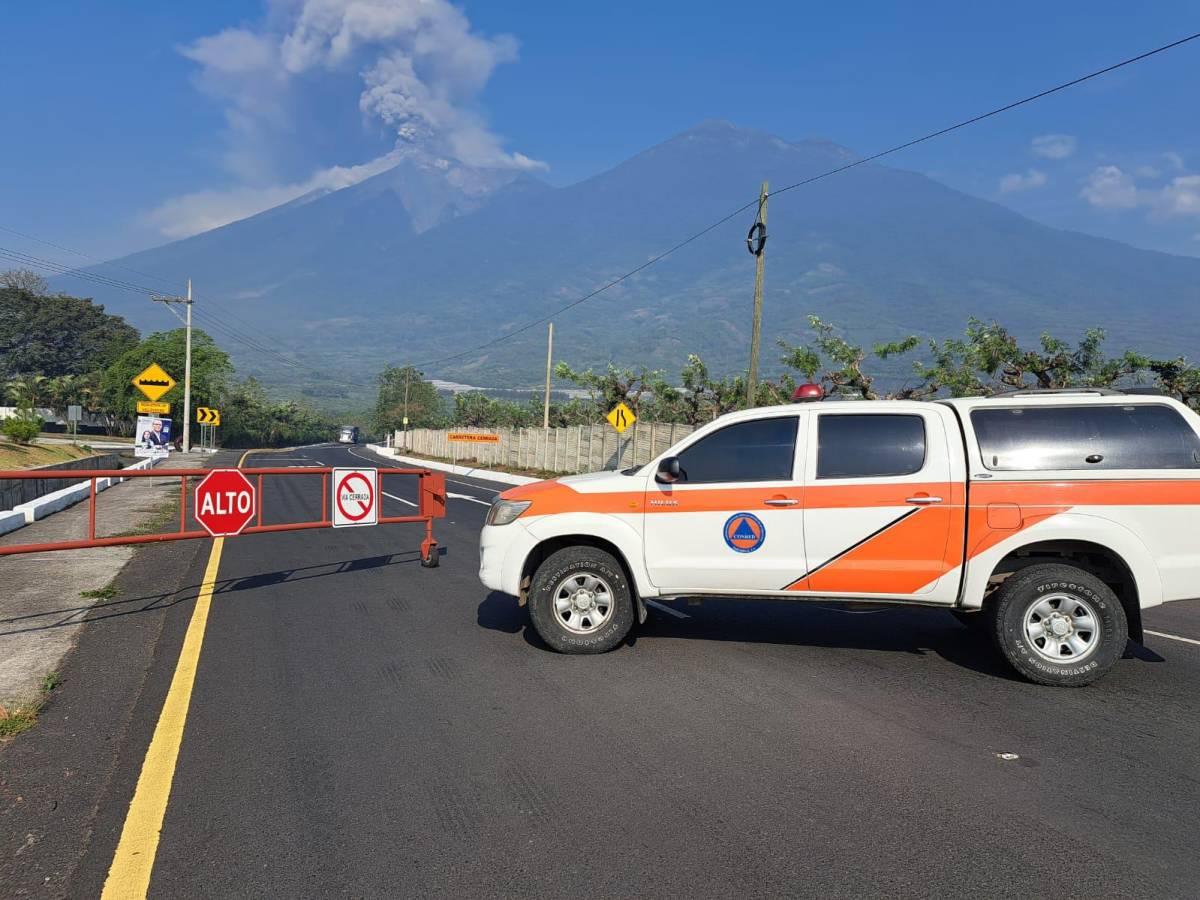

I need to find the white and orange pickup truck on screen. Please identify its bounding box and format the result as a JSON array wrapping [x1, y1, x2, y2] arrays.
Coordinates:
[[479, 389, 1200, 686]]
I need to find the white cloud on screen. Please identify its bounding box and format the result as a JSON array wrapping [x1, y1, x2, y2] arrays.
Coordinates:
[[1031, 134, 1076, 160], [1163, 151, 1186, 172], [1079, 165, 1200, 222], [1158, 175, 1200, 217], [998, 169, 1048, 194], [153, 0, 544, 236], [1080, 165, 1139, 209]]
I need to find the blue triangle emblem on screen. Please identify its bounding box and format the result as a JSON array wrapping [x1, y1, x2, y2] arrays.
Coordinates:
[[731, 517, 758, 541]]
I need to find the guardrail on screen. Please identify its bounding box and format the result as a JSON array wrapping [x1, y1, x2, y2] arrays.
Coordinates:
[[0, 467, 447, 566]]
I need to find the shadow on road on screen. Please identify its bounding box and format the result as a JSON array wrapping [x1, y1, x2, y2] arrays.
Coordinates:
[[0, 551, 425, 636], [476, 591, 1037, 680]]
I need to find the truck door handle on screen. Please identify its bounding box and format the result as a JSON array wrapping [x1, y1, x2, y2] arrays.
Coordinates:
[[763, 498, 799, 506], [905, 496, 943, 505]]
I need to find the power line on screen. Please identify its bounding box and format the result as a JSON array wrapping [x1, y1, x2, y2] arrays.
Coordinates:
[[415, 29, 1200, 370]]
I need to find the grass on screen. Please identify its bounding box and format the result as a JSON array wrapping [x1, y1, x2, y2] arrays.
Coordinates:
[[114, 493, 181, 539], [0, 440, 97, 470], [80, 584, 124, 601], [0, 671, 62, 739]]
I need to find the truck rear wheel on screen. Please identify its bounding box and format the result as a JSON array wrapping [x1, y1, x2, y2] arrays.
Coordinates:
[[989, 563, 1127, 687], [527, 546, 635, 654]]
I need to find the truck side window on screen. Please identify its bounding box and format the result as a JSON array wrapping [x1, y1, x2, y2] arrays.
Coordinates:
[[816, 414, 927, 479], [971, 404, 1200, 471], [675, 417, 798, 483]]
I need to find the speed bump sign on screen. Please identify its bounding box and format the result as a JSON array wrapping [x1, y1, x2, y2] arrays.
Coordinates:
[[132, 363, 176, 402], [332, 468, 378, 528]]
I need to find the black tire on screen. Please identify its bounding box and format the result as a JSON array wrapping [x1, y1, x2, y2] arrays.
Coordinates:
[[989, 563, 1127, 687], [527, 546, 635, 654]]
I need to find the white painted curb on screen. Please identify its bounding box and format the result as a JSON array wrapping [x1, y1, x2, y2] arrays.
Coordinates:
[[0, 509, 26, 536], [365, 444, 538, 487], [7, 456, 159, 525]]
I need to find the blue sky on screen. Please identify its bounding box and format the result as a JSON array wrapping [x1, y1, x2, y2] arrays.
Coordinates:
[[2, 1, 1199, 261]]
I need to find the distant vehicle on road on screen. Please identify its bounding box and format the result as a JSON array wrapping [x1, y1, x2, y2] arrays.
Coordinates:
[[480, 388, 1200, 686], [338, 425, 359, 444]]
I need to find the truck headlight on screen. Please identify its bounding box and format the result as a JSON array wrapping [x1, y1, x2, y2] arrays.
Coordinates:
[[486, 499, 531, 526]]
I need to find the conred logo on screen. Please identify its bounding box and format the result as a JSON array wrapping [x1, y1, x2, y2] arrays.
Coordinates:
[[724, 512, 766, 553]]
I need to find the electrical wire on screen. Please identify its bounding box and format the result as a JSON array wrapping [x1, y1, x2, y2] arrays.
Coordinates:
[[414, 29, 1200, 370]]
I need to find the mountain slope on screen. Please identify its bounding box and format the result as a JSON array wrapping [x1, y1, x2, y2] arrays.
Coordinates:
[[80, 121, 1200, 395]]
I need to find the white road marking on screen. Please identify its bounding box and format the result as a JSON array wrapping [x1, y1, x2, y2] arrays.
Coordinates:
[[1145, 629, 1200, 647], [448, 491, 490, 506], [382, 491, 417, 508], [645, 599, 689, 619], [447, 478, 499, 496], [346, 448, 385, 466]]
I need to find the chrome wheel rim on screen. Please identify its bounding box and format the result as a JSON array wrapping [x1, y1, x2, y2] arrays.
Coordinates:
[[553, 571, 614, 634], [1023, 592, 1102, 664]]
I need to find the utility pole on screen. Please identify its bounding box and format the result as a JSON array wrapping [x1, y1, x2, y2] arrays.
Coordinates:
[[403, 366, 412, 452], [542, 322, 554, 429], [151, 278, 194, 452], [746, 181, 769, 407]]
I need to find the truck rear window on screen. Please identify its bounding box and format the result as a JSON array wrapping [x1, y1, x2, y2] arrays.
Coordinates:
[[971, 404, 1200, 471]]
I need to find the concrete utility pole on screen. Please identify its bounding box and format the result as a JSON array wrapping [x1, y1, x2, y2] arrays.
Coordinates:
[[746, 181, 769, 407], [403, 366, 412, 452], [543, 322, 554, 429], [151, 278, 194, 452]]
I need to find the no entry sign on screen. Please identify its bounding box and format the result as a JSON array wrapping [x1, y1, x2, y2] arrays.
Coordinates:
[[332, 468, 378, 528], [194, 469, 257, 537]]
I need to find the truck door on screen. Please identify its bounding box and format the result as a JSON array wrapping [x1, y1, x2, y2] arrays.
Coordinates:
[[795, 406, 961, 601], [642, 412, 808, 593]]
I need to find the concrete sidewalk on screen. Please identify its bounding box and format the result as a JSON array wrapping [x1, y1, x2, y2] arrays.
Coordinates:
[[0, 455, 208, 708]]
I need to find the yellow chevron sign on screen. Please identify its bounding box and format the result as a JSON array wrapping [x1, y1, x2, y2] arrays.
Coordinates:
[[196, 407, 221, 426]]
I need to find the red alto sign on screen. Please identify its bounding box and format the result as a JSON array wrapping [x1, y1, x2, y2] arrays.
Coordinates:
[[194, 468, 257, 537]]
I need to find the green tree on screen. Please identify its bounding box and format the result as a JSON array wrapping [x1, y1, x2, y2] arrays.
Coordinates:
[[778, 316, 921, 400], [100, 329, 233, 436], [0, 286, 139, 380], [552, 362, 661, 417], [372, 366, 445, 435], [220, 377, 335, 447]]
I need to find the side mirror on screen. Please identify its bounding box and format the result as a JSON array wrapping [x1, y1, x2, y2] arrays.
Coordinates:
[[655, 456, 684, 484]]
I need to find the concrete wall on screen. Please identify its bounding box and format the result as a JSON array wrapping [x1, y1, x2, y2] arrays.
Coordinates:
[[0, 453, 125, 511], [393, 422, 697, 474]]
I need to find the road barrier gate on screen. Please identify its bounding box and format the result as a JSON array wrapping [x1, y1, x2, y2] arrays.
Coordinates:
[[0, 466, 447, 566]]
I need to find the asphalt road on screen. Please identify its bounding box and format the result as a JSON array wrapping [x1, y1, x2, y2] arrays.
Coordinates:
[[7, 442, 1200, 898]]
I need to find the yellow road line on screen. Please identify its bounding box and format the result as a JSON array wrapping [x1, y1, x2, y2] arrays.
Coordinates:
[[101, 451, 255, 899]]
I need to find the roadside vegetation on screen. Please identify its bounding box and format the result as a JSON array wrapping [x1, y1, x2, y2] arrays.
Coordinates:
[[2, 271, 337, 447], [373, 317, 1200, 431], [0, 440, 96, 470], [0, 672, 62, 739]]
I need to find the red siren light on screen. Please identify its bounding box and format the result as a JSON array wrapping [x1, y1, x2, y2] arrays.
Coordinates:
[[792, 383, 824, 402]]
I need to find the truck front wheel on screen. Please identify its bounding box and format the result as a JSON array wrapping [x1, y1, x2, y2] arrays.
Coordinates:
[[989, 563, 1127, 687], [527, 546, 635, 654]]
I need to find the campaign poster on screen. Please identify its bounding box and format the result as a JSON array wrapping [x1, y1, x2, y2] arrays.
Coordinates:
[[134, 415, 172, 458]]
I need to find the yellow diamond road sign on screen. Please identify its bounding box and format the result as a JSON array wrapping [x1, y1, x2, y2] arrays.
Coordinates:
[[606, 402, 636, 434], [132, 363, 176, 402]]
